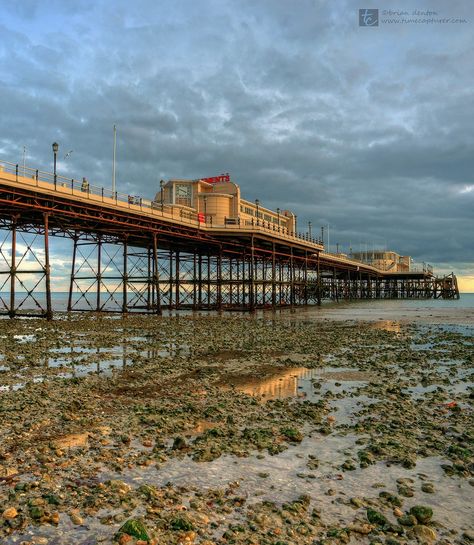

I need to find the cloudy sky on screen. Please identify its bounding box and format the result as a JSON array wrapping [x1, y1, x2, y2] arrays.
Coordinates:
[[1, 0, 473, 290]]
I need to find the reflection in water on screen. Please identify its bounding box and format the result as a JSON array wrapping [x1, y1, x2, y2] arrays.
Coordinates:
[[222, 366, 368, 401], [0, 337, 191, 392], [369, 320, 403, 333]]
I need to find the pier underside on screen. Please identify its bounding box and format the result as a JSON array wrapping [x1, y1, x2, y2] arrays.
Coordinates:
[[0, 214, 460, 319]]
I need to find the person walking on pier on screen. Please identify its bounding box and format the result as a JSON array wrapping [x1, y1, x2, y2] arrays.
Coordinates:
[[81, 177, 89, 193]]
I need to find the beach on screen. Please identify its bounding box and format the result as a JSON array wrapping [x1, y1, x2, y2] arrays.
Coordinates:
[[0, 298, 472, 545]]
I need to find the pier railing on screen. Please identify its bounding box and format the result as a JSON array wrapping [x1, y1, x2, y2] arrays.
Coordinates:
[[0, 160, 324, 249]]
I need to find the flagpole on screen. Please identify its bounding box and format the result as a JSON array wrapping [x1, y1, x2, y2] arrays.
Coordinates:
[[112, 124, 116, 195]]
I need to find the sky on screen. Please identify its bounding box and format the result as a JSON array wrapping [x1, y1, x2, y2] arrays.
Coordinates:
[[0, 0, 473, 291]]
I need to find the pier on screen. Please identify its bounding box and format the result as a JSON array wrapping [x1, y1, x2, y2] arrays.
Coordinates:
[[0, 160, 459, 318]]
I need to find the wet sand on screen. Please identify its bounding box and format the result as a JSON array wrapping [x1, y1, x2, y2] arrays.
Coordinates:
[[0, 301, 472, 545]]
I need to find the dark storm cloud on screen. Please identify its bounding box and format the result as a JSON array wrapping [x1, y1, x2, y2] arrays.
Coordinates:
[[0, 0, 473, 274]]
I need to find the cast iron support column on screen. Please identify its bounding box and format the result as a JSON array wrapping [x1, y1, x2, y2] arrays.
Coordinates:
[[271, 243, 276, 309], [207, 253, 211, 309], [122, 238, 128, 313], [304, 251, 308, 305], [250, 237, 255, 311], [176, 250, 180, 309], [96, 236, 102, 312], [43, 213, 53, 320], [198, 253, 203, 308], [289, 247, 294, 308], [152, 233, 162, 315], [68, 234, 78, 312], [169, 249, 173, 308], [8, 217, 17, 318], [217, 248, 223, 311], [147, 246, 152, 310], [193, 250, 197, 311], [229, 257, 233, 307], [317, 252, 321, 306]]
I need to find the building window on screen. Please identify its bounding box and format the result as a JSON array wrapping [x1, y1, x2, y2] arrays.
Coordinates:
[[175, 183, 192, 207]]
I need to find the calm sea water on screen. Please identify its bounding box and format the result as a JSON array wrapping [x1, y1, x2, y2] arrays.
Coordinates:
[[1, 292, 473, 312]]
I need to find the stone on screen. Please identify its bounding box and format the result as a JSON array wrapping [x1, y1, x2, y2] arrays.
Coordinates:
[[412, 524, 437, 542], [351, 497, 364, 508], [367, 508, 388, 526], [410, 505, 433, 524], [30, 506, 44, 520], [2, 507, 18, 519], [172, 436, 187, 450], [398, 515, 417, 527], [116, 519, 150, 542], [421, 483, 435, 494], [398, 485, 414, 497], [70, 512, 84, 525], [349, 523, 373, 534]]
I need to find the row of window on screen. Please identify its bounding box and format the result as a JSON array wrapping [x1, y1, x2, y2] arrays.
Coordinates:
[[239, 205, 282, 224]]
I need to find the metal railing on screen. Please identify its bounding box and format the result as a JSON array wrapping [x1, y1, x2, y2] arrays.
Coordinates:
[[0, 160, 324, 247]]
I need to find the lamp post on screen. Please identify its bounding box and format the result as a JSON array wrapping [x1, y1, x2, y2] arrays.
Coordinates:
[[294, 215, 297, 236], [52, 142, 58, 189], [255, 199, 260, 226], [203, 195, 207, 223], [277, 207, 280, 231], [308, 221, 312, 240], [160, 179, 164, 212], [321, 226, 324, 246]]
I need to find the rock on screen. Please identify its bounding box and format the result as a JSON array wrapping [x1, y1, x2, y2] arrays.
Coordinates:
[[109, 480, 132, 496], [51, 512, 60, 525], [393, 508, 403, 518], [386, 538, 400, 545], [52, 433, 88, 450], [116, 519, 150, 542], [170, 516, 194, 531], [412, 524, 437, 542], [172, 436, 187, 450], [2, 507, 18, 519], [30, 506, 44, 520], [70, 512, 84, 525], [410, 505, 433, 524], [367, 508, 388, 526], [398, 515, 417, 527], [280, 427, 304, 442], [349, 523, 373, 534], [398, 485, 414, 497], [351, 497, 364, 508], [421, 483, 435, 494], [31, 537, 48, 545]]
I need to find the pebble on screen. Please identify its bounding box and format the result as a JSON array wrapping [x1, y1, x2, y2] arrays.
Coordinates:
[[2, 507, 18, 519], [412, 524, 437, 542], [70, 512, 84, 525], [421, 483, 435, 493]]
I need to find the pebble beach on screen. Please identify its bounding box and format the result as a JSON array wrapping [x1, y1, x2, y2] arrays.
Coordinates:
[[0, 298, 472, 545]]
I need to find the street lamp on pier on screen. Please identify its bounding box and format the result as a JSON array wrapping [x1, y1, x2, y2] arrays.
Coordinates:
[[203, 195, 208, 223], [52, 142, 59, 189], [160, 179, 164, 212], [294, 215, 297, 236], [277, 207, 280, 231], [308, 221, 312, 240], [255, 199, 260, 225]]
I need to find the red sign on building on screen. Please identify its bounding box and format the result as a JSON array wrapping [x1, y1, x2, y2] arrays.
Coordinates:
[[197, 213, 205, 223], [199, 173, 230, 184]]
